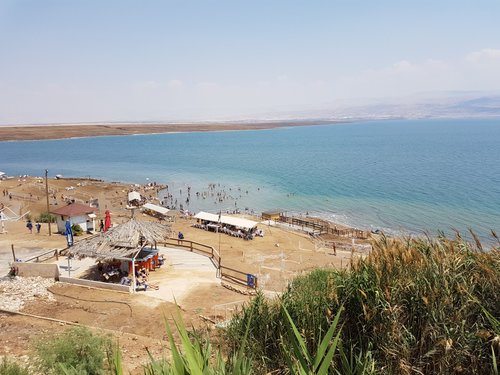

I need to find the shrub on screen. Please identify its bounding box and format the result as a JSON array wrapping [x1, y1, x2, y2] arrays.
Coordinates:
[[0, 357, 30, 375], [71, 224, 83, 236], [37, 211, 56, 223], [34, 326, 114, 375]]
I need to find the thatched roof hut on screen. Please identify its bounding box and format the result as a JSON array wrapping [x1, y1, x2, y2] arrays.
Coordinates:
[[68, 219, 172, 260]]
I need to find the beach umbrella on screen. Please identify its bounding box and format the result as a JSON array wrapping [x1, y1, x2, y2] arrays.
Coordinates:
[[65, 220, 74, 247], [104, 210, 111, 232]]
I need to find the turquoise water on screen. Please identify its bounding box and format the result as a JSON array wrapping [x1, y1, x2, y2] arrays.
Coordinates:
[[1, 118, 499, 240]]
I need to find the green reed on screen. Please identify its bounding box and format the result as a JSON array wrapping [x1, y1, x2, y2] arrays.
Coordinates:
[[227, 233, 500, 374]]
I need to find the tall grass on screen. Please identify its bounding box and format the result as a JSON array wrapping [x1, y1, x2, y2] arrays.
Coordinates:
[[227, 234, 500, 374], [0, 357, 30, 375]]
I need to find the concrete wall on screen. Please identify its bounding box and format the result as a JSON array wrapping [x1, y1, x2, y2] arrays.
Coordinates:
[[14, 262, 60, 279], [58, 277, 131, 292]]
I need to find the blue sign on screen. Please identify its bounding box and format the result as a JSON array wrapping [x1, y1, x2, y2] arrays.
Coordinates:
[[247, 274, 256, 288]]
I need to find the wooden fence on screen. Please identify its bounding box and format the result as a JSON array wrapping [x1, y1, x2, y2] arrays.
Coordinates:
[[7, 192, 40, 202], [23, 248, 61, 263], [279, 215, 369, 239], [163, 238, 257, 288]]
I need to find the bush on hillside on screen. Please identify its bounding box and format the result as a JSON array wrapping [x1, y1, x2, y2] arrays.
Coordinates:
[[37, 211, 56, 223], [33, 326, 114, 375]]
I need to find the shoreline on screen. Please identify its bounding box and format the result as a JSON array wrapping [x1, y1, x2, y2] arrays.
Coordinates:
[[0, 119, 343, 142], [0, 173, 368, 237]]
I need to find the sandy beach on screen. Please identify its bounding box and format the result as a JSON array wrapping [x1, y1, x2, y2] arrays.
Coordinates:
[[0, 174, 369, 372], [0, 120, 340, 141], [0, 175, 368, 285]]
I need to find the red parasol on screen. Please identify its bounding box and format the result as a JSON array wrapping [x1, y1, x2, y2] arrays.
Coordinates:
[[104, 210, 111, 232]]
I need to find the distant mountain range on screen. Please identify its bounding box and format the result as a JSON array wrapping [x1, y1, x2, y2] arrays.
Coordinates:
[[1, 92, 499, 127], [249, 92, 500, 122]]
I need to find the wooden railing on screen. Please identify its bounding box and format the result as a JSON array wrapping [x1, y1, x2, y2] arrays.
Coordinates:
[[163, 238, 258, 289], [219, 265, 257, 288], [279, 215, 369, 239], [23, 249, 60, 263], [163, 238, 221, 269]]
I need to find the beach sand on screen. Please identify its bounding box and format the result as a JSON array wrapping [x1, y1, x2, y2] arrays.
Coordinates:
[[0, 119, 339, 141]]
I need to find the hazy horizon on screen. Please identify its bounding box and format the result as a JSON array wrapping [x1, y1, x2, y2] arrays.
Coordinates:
[[1, 1, 499, 124]]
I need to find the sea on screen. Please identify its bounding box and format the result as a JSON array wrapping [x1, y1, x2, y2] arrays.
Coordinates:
[[1, 118, 499, 243]]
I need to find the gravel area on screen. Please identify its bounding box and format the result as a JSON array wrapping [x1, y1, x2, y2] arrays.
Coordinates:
[[0, 276, 55, 312]]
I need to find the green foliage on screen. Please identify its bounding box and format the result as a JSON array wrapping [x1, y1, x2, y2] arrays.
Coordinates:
[[71, 224, 83, 236], [34, 326, 114, 375], [227, 234, 500, 374], [0, 357, 30, 375], [37, 211, 56, 223], [282, 304, 343, 374], [140, 309, 253, 375]]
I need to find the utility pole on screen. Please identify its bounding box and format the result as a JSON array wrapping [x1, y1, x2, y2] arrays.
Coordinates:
[[45, 169, 52, 236]]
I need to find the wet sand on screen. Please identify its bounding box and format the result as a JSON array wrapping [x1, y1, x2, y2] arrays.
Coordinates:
[[0, 120, 340, 141]]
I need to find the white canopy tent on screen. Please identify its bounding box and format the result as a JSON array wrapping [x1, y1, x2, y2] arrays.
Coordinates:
[[142, 203, 170, 216], [128, 191, 141, 202], [194, 211, 219, 222], [194, 211, 258, 231]]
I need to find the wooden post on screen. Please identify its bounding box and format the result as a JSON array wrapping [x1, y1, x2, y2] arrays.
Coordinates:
[[45, 169, 52, 236], [131, 259, 136, 293], [11, 244, 16, 262]]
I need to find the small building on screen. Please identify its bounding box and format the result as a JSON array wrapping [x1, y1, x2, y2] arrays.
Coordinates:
[[262, 210, 284, 221], [51, 202, 97, 234]]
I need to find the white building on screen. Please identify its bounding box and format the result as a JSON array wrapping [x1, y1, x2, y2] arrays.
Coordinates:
[[51, 203, 97, 233]]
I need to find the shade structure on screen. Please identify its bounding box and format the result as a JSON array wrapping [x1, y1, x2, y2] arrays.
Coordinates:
[[142, 203, 170, 216], [68, 219, 172, 260], [194, 211, 258, 231], [104, 210, 111, 232]]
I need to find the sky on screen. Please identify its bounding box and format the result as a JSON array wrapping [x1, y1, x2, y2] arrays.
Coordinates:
[[1, 0, 500, 124]]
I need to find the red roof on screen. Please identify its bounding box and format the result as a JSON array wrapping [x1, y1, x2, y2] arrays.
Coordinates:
[[51, 203, 96, 217]]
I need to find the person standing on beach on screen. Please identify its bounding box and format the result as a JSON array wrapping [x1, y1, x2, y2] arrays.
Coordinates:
[[26, 220, 33, 234]]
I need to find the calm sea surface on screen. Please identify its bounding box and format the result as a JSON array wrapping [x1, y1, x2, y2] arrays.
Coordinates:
[[1, 118, 499, 241]]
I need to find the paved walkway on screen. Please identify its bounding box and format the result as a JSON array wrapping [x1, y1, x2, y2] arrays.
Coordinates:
[[7, 245, 220, 305], [146, 246, 220, 303]]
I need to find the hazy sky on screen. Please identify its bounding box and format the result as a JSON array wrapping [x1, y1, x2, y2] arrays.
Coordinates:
[[1, 0, 499, 124]]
